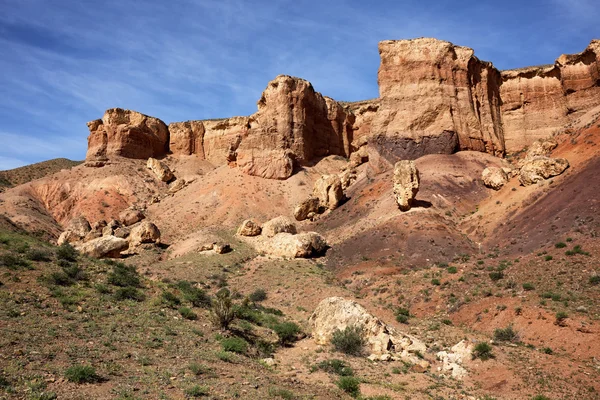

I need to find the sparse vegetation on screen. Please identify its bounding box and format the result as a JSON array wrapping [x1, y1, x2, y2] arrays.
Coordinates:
[[64, 365, 100, 384], [56, 243, 78, 262], [331, 325, 365, 356], [395, 307, 410, 324], [336, 376, 361, 398], [314, 359, 354, 376], [494, 325, 520, 342], [472, 342, 494, 360], [210, 288, 236, 330], [249, 288, 267, 302], [272, 321, 301, 345], [221, 337, 248, 354], [555, 311, 569, 326]]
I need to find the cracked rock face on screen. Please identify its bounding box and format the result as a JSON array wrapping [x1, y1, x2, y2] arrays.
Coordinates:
[[393, 160, 420, 211]]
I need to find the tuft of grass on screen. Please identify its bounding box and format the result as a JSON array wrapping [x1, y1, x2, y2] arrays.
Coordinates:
[[272, 322, 301, 346], [555, 242, 567, 249], [555, 311, 569, 326], [522, 283, 535, 291], [56, 243, 78, 262], [489, 271, 504, 281], [113, 287, 145, 302], [179, 307, 197, 320], [215, 350, 236, 363], [590, 275, 600, 285], [189, 363, 211, 376], [565, 245, 590, 256], [221, 337, 248, 354], [249, 288, 267, 302], [160, 290, 181, 308], [336, 376, 360, 398], [176, 280, 211, 308], [185, 385, 209, 397], [493, 326, 520, 342], [64, 365, 100, 384], [210, 289, 236, 330], [472, 342, 494, 360], [315, 359, 354, 376], [331, 325, 365, 356], [544, 255, 553, 261], [268, 387, 296, 399], [0, 253, 32, 270], [447, 266, 458, 274]]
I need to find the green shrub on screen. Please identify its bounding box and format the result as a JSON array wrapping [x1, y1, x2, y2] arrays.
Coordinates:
[[336, 376, 360, 398], [107, 263, 141, 287], [249, 288, 267, 302], [210, 289, 236, 330], [161, 291, 181, 308], [0, 253, 31, 270], [431, 278, 441, 286], [189, 363, 211, 376], [27, 248, 52, 262], [555, 311, 568, 326], [472, 342, 494, 360], [565, 245, 589, 256], [447, 266, 458, 274], [47, 271, 74, 286], [272, 322, 301, 345], [179, 307, 197, 320], [56, 243, 78, 262], [544, 255, 553, 261], [331, 325, 365, 356], [590, 275, 600, 285], [441, 319, 453, 325], [395, 307, 410, 324], [522, 283, 535, 291], [316, 359, 354, 376], [555, 242, 567, 249], [113, 287, 145, 302], [215, 350, 235, 362], [542, 347, 553, 355], [493, 326, 520, 342], [185, 385, 209, 397], [268, 387, 296, 399], [532, 396, 551, 400], [64, 365, 99, 383], [176, 281, 211, 308], [489, 271, 504, 281], [221, 337, 248, 354]]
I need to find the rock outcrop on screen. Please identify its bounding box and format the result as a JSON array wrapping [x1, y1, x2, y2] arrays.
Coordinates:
[[482, 167, 508, 190], [262, 216, 297, 238], [146, 158, 174, 182], [168, 121, 205, 156], [129, 221, 161, 246], [313, 175, 344, 211], [237, 219, 262, 237], [119, 209, 145, 227], [261, 232, 328, 258], [86, 108, 169, 161], [436, 340, 472, 379], [57, 216, 91, 245], [519, 157, 570, 186], [393, 161, 420, 211], [309, 297, 428, 363], [75, 236, 129, 258], [293, 197, 321, 221]]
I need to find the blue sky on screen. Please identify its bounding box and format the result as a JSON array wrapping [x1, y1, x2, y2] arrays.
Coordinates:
[[0, 0, 598, 169]]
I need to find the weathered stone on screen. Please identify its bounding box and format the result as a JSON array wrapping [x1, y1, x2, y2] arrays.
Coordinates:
[[519, 157, 569, 185], [168, 179, 187, 194], [237, 219, 262, 237], [129, 221, 161, 246], [119, 209, 145, 227], [262, 216, 297, 238], [261, 232, 327, 258], [75, 236, 129, 258], [146, 158, 174, 182], [293, 197, 320, 221], [214, 243, 231, 254], [67, 216, 91, 238], [114, 227, 130, 239], [482, 167, 509, 190], [57, 230, 80, 245], [393, 161, 419, 211], [313, 175, 344, 210], [84, 230, 102, 242], [339, 169, 357, 190]]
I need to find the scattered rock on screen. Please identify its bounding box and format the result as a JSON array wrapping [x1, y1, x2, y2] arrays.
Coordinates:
[[129, 221, 161, 246], [84, 230, 102, 242], [146, 157, 175, 182], [168, 179, 187, 194], [309, 297, 428, 364], [525, 138, 558, 160], [119, 209, 145, 227], [75, 236, 129, 258], [349, 147, 369, 168], [519, 157, 569, 186], [261, 232, 327, 258], [237, 219, 262, 237], [436, 340, 472, 379], [261, 358, 276, 367], [67, 216, 91, 238], [313, 175, 344, 210], [114, 227, 131, 239], [262, 216, 297, 238], [198, 243, 215, 252], [214, 243, 231, 254], [57, 230, 80, 246], [293, 197, 320, 221], [482, 167, 509, 190], [339, 169, 357, 190], [393, 160, 419, 211]]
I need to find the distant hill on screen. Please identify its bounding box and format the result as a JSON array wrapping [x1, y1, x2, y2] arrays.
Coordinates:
[[0, 158, 82, 189]]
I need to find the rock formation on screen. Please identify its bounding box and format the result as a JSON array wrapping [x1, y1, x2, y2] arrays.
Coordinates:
[[519, 157, 570, 186], [119, 209, 145, 227], [75, 235, 129, 258], [313, 175, 344, 211], [86, 108, 169, 161], [129, 221, 161, 246], [261, 232, 328, 258], [262, 216, 297, 238], [237, 219, 262, 237], [293, 197, 320, 221], [309, 297, 428, 364], [393, 161, 420, 211], [482, 167, 508, 190], [146, 158, 174, 182]]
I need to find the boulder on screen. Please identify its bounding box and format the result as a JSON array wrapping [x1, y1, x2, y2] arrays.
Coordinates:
[[393, 160, 420, 211], [349, 147, 369, 168], [214, 242, 231, 254], [67, 216, 91, 238], [236, 149, 295, 181], [293, 197, 320, 221], [482, 167, 509, 190], [261, 232, 328, 258], [57, 230, 80, 246], [525, 139, 558, 160], [114, 227, 131, 239], [86, 108, 169, 161], [84, 230, 102, 242], [129, 221, 161, 246], [309, 297, 427, 362], [237, 219, 262, 237], [519, 157, 569, 186], [436, 340, 472, 379], [146, 158, 174, 182], [119, 209, 145, 227], [339, 169, 357, 190], [168, 179, 187, 194], [313, 175, 344, 210], [75, 236, 129, 258], [262, 216, 297, 238]]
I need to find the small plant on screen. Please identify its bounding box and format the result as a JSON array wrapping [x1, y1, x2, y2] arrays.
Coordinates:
[[522, 283, 535, 291], [179, 307, 197, 320], [189, 363, 211, 376], [493, 325, 520, 342], [315, 359, 354, 376], [431, 278, 441, 286], [272, 322, 301, 345], [268, 387, 296, 399], [395, 307, 410, 324], [27, 248, 52, 262], [0, 253, 31, 270], [542, 347, 553, 355], [64, 365, 100, 384], [221, 337, 248, 354], [215, 350, 235, 362], [107, 263, 141, 288], [185, 385, 209, 397], [555, 311, 568, 326], [447, 266, 458, 274], [336, 376, 360, 398], [489, 271, 504, 281], [565, 245, 590, 256], [544, 255, 553, 261], [249, 288, 267, 302], [161, 291, 181, 308], [331, 325, 365, 356], [531, 396, 551, 400], [590, 275, 600, 285], [113, 287, 145, 302], [472, 342, 494, 360], [555, 242, 567, 249], [210, 289, 236, 330], [176, 280, 211, 308], [441, 319, 453, 325], [56, 243, 78, 262]]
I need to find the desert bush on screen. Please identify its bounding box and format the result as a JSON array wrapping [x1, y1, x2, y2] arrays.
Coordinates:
[[249, 288, 267, 302], [221, 337, 248, 354], [161, 290, 181, 308], [185, 385, 209, 397], [472, 342, 494, 360], [447, 266, 458, 274], [0, 253, 31, 270], [316, 359, 354, 376], [27, 248, 52, 262], [522, 283, 535, 291], [176, 280, 211, 308], [331, 325, 365, 356], [64, 365, 99, 383], [493, 325, 520, 342], [107, 263, 141, 288], [489, 271, 504, 281], [113, 287, 145, 302], [179, 307, 197, 320], [272, 322, 301, 345], [395, 307, 410, 324], [188, 363, 211, 376], [531, 396, 551, 400], [555, 242, 567, 249], [210, 289, 236, 330], [590, 275, 600, 285], [555, 311, 568, 326], [565, 245, 589, 256], [56, 243, 77, 262], [268, 387, 296, 399], [336, 376, 360, 398]]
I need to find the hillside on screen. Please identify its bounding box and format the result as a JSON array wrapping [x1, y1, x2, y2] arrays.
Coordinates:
[[0, 158, 82, 190]]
